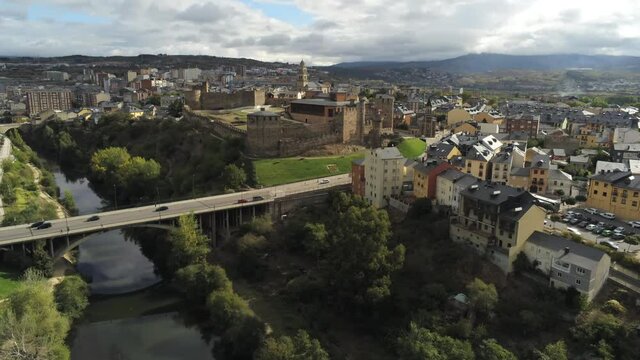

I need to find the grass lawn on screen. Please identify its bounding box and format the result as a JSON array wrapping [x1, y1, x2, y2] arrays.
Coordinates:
[[254, 153, 364, 186], [397, 137, 426, 159], [0, 267, 21, 299]]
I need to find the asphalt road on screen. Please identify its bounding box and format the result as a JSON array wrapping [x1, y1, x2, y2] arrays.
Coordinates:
[[0, 174, 351, 246]]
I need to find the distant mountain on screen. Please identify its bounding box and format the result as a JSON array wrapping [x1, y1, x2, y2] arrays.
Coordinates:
[[331, 53, 640, 74]]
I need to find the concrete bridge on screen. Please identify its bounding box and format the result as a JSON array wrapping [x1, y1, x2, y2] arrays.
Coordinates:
[[0, 174, 351, 258]]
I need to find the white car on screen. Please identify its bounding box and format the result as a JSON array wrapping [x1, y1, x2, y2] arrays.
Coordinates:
[[600, 212, 616, 220], [585, 208, 599, 215], [601, 240, 620, 250], [318, 178, 330, 184], [627, 221, 640, 229], [567, 227, 581, 236], [586, 224, 597, 231]]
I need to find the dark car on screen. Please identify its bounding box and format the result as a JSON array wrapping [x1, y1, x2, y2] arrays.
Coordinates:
[[36, 222, 52, 230], [237, 199, 248, 204], [86, 215, 100, 222], [252, 196, 264, 201], [604, 224, 616, 231], [155, 206, 169, 212], [578, 221, 588, 228], [592, 226, 604, 234], [569, 218, 580, 225], [611, 234, 626, 241], [30, 221, 45, 228]]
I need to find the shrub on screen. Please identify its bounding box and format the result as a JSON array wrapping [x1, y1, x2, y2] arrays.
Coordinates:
[[565, 197, 576, 205], [602, 299, 626, 315], [54, 275, 90, 320], [575, 195, 587, 202], [175, 263, 232, 304], [207, 289, 254, 330]]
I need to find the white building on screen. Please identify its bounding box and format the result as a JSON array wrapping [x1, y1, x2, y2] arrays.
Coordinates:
[[364, 147, 405, 208], [436, 169, 477, 213]]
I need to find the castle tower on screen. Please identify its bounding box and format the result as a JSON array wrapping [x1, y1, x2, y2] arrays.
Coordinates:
[[421, 97, 437, 137], [369, 109, 383, 148], [296, 60, 309, 92], [375, 94, 395, 130], [357, 97, 367, 143]]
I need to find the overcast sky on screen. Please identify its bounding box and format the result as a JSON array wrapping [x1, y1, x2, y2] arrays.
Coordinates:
[[1, 0, 639, 65]]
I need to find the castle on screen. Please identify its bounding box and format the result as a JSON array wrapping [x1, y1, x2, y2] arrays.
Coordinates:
[[246, 62, 395, 157], [184, 81, 266, 110]]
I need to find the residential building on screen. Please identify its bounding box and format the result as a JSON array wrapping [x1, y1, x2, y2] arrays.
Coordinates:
[[612, 143, 640, 163], [547, 169, 573, 196], [586, 170, 640, 220], [595, 161, 628, 175], [506, 114, 540, 138], [351, 159, 366, 197], [464, 144, 494, 180], [613, 127, 640, 144], [450, 182, 546, 273], [426, 142, 461, 161], [447, 108, 472, 127], [453, 122, 477, 135], [43, 71, 69, 81], [413, 160, 453, 199], [435, 169, 477, 213], [364, 147, 405, 208], [26, 89, 72, 116], [523, 231, 610, 301]]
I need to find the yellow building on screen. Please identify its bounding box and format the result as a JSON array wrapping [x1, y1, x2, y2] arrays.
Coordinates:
[[452, 122, 477, 135], [450, 182, 546, 273], [473, 111, 504, 125], [464, 144, 493, 180], [586, 171, 640, 220], [446, 108, 472, 128]]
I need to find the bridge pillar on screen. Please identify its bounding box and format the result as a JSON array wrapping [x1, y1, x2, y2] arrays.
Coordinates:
[[238, 208, 243, 225], [22, 243, 26, 255], [225, 210, 230, 239], [210, 212, 217, 247], [252, 206, 256, 220], [48, 239, 54, 258]]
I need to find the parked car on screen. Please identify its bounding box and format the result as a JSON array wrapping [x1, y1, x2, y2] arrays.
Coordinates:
[[237, 199, 248, 204], [601, 240, 620, 250], [36, 222, 52, 230], [601, 229, 613, 237], [592, 227, 604, 234], [569, 218, 581, 225], [604, 224, 616, 231], [586, 224, 597, 231], [611, 234, 626, 241], [600, 212, 616, 220], [567, 227, 581, 236], [585, 208, 599, 214], [155, 206, 169, 212], [29, 221, 45, 228], [86, 215, 100, 222], [252, 196, 264, 201], [614, 227, 625, 233], [578, 221, 589, 228], [562, 217, 572, 223], [628, 221, 640, 228], [318, 178, 330, 184]]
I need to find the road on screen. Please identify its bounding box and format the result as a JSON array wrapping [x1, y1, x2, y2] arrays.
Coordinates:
[[0, 174, 351, 247]]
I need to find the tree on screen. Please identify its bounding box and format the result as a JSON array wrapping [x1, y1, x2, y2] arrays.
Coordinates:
[[217, 316, 266, 360], [207, 290, 254, 330], [396, 322, 475, 360], [54, 275, 89, 320], [168, 214, 210, 271], [302, 223, 329, 259], [0, 276, 71, 360], [477, 339, 517, 360], [594, 339, 614, 360], [32, 240, 54, 277], [513, 252, 531, 274], [175, 263, 232, 303], [255, 330, 329, 360], [534, 340, 568, 360], [241, 215, 273, 237], [60, 190, 78, 215], [223, 164, 246, 190], [325, 201, 405, 305], [168, 99, 184, 117], [466, 278, 498, 316], [90, 147, 131, 183], [145, 95, 161, 106]]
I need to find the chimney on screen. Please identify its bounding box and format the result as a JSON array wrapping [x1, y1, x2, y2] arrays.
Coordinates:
[[563, 247, 570, 255]]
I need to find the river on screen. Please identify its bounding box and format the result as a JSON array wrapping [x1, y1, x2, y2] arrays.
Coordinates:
[[52, 168, 215, 360]]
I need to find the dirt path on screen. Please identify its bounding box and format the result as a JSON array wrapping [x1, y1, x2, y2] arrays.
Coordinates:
[[27, 163, 66, 219]]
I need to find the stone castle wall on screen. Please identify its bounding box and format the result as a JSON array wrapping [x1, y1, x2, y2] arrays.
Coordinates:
[[184, 90, 266, 110]]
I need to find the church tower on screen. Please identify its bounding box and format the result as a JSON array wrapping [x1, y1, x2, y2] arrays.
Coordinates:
[[296, 59, 309, 92]]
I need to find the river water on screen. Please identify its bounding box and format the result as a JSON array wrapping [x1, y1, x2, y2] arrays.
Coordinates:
[[52, 168, 215, 360]]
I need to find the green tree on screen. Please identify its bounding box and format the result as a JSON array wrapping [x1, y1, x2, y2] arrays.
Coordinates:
[[54, 275, 89, 320], [302, 223, 329, 260], [0, 275, 70, 360], [396, 322, 475, 360], [223, 164, 247, 190], [146, 95, 161, 106], [175, 263, 232, 303], [594, 339, 614, 360], [325, 201, 405, 304], [477, 339, 517, 360], [168, 99, 184, 117], [255, 330, 329, 360], [513, 252, 531, 275], [466, 278, 498, 316], [241, 215, 273, 236], [32, 240, 54, 277], [207, 289, 254, 330], [60, 190, 78, 215], [168, 214, 210, 271], [218, 316, 266, 360], [90, 147, 131, 182], [535, 340, 568, 360]]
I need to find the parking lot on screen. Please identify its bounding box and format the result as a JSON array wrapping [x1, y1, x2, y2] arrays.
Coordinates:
[[548, 207, 640, 253]]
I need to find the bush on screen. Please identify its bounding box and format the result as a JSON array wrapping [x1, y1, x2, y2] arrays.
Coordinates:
[[217, 316, 266, 360], [236, 233, 268, 254], [175, 263, 232, 304], [602, 299, 626, 315], [240, 216, 273, 237], [575, 195, 587, 202], [54, 275, 90, 320], [564, 197, 576, 205], [550, 214, 561, 222], [207, 289, 254, 330]]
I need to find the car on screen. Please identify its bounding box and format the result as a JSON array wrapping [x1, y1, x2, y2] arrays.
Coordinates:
[[155, 206, 169, 212], [567, 227, 581, 236], [614, 227, 625, 233], [578, 221, 589, 228], [604, 224, 616, 231], [601, 229, 613, 237], [628, 221, 640, 228], [36, 222, 52, 230], [252, 196, 264, 201], [597, 222, 606, 227], [600, 212, 616, 220], [585, 208, 599, 214], [237, 199, 248, 204], [569, 218, 580, 225], [562, 217, 572, 223], [318, 179, 330, 184], [86, 215, 100, 222], [601, 240, 620, 250], [586, 224, 597, 231], [611, 234, 626, 241], [29, 221, 45, 228], [592, 227, 604, 234]]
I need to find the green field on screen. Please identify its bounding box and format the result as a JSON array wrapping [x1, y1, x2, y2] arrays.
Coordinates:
[[254, 153, 364, 186], [0, 267, 21, 299], [397, 138, 426, 159]]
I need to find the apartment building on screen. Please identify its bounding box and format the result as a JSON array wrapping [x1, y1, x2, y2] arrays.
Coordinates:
[[364, 147, 405, 208], [435, 169, 477, 213], [586, 170, 640, 220], [506, 114, 540, 138], [26, 89, 73, 116], [450, 182, 546, 273], [523, 231, 610, 301], [413, 160, 453, 199]]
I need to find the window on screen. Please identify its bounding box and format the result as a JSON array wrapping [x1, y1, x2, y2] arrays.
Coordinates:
[[533, 169, 538, 174], [595, 181, 600, 186], [604, 183, 609, 188], [540, 170, 545, 175], [634, 192, 639, 197], [479, 171, 483, 177], [603, 192, 607, 197], [633, 201, 638, 207], [554, 181, 558, 185], [576, 279, 582, 285], [576, 267, 585, 274], [557, 272, 562, 277], [622, 198, 627, 205], [594, 190, 598, 195]]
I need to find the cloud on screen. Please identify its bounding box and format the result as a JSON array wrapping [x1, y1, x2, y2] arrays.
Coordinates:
[[0, 0, 639, 64]]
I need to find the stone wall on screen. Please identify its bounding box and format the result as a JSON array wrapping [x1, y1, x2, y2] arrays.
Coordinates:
[[184, 110, 247, 139], [184, 90, 266, 110]]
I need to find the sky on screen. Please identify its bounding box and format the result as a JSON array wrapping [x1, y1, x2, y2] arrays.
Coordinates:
[[1, 0, 639, 65]]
